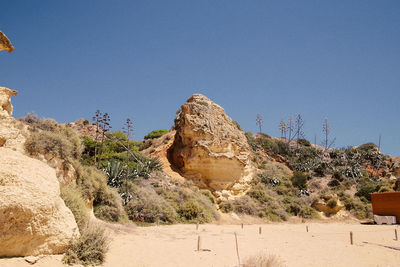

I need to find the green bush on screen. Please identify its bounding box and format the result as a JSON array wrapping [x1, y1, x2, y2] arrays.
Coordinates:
[[339, 193, 372, 219], [60, 185, 89, 231], [156, 186, 218, 223], [298, 206, 319, 219], [297, 139, 311, 147], [94, 189, 127, 223], [75, 165, 127, 223], [355, 185, 378, 202], [125, 185, 177, 223], [144, 129, 169, 140], [200, 189, 215, 204], [178, 199, 204, 221], [291, 172, 308, 189], [63, 224, 109, 266]]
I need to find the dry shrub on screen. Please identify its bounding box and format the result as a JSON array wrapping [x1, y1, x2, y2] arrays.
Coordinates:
[[125, 184, 178, 223], [76, 165, 128, 223], [24, 121, 82, 162], [156, 186, 219, 223], [219, 195, 259, 216], [243, 251, 285, 267], [262, 161, 292, 180], [63, 223, 109, 266], [60, 185, 89, 231]]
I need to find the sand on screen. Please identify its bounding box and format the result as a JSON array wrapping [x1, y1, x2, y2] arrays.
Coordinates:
[[1, 223, 399, 267]]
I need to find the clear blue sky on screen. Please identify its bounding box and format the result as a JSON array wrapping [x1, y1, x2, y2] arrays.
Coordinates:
[[1, 1, 399, 156]]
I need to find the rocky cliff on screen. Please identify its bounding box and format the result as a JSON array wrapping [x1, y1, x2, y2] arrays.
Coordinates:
[[0, 87, 79, 256], [168, 94, 253, 201], [0, 87, 27, 152], [0, 148, 79, 256]]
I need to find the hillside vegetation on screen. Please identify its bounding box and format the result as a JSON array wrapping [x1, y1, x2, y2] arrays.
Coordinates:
[[227, 132, 396, 220]]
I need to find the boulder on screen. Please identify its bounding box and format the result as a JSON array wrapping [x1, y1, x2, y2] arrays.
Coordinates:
[[168, 94, 253, 200], [0, 147, 79, 256]]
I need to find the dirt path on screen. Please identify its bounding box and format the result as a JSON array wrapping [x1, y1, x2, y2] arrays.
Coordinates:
[[1, 223, 399, 267]]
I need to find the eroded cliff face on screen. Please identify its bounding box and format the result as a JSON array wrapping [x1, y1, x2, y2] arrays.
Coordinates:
[[168, 94, 253, 200], [0, 87, 27, 152], [0, 87, 79, 256], [0, 148, 80, 256]]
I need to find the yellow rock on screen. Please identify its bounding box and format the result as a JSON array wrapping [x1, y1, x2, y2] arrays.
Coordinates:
[[168, 94, 254, 201], [0, 147, 79, 256], [0, 31, 14, 52]]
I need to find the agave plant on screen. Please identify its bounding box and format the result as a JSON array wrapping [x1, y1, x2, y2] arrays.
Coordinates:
[[103, 161, 124, 187]]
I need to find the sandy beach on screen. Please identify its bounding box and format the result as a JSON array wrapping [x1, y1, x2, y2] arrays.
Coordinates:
[[1, 222, 399, 267]]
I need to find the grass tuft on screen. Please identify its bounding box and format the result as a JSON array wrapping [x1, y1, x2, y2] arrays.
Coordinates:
[[63, 223, 109, 266]]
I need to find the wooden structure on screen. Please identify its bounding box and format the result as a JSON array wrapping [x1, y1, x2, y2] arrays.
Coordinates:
[[371, 192, 400, 223]]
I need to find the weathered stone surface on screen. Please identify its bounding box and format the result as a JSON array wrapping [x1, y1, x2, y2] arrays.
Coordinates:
[[0, 31, 14, 53], [0, 147, 79, 256], [0, 86, 18, 117], [0, 87, 27, 152], [168, 94, 253, 199]]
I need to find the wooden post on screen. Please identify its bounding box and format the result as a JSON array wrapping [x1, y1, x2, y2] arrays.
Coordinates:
[[234, 232, 240, 267], [395, 229, 398, 241], [196, 222, 199, 231], [350, 231, 353, 245], [241, 223, 243, 229], [197, 235, 201, 251], [306, 225, 309, 232], [259, 226, 262, 235]]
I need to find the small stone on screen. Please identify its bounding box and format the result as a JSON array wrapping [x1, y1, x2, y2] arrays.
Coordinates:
[[24, 256, 39, 264]]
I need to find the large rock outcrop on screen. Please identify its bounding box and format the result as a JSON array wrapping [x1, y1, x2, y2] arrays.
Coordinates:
[[0, 147, 79, 256], [0, 87, 79, 256], [168, 94, 253, 200], [0, 87, 26, 152]]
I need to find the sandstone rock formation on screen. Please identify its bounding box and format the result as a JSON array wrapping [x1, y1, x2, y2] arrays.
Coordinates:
[[312, 195, 344, 217], [0, 87, 26, 152], [0, 147, 79, 256], [168, 94, 253, 200], [0, 31, 14, 52], [0, 86, 17, 117]]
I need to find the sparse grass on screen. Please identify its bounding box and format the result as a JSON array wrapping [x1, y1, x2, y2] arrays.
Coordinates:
[[243, 251, 285, 267], [63, 223, 109, 266], [60, 185, 89, 231]]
